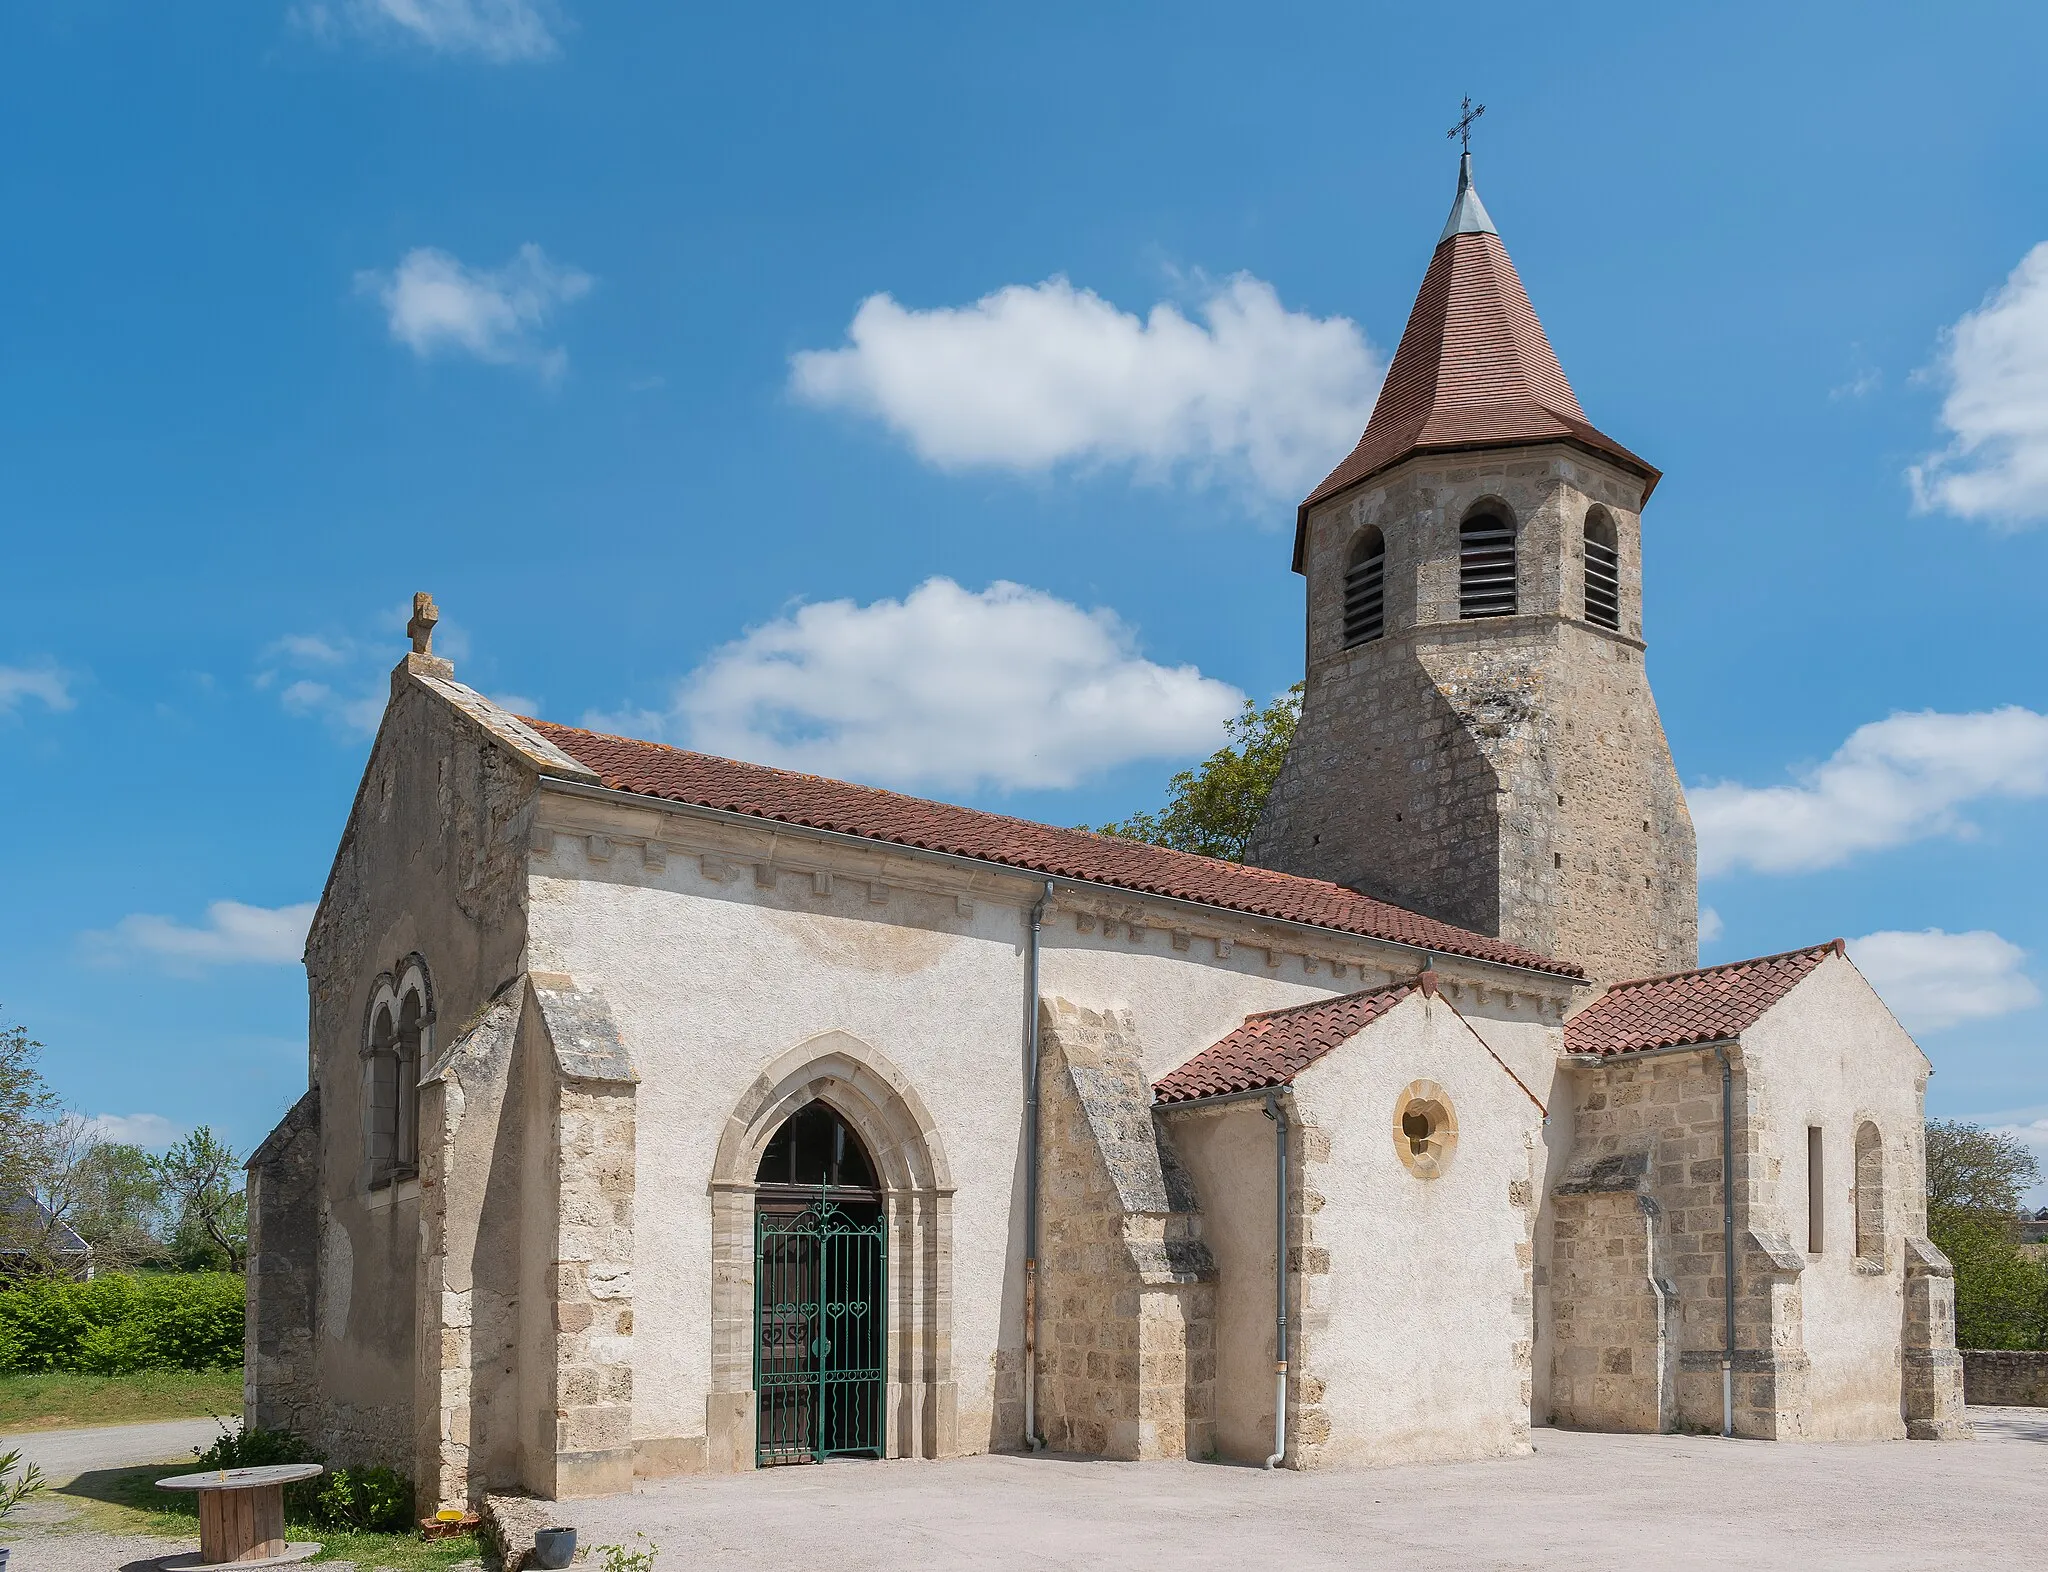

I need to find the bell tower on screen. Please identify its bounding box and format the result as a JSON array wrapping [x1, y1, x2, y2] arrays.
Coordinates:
[[1248, 152, 1697, 987]]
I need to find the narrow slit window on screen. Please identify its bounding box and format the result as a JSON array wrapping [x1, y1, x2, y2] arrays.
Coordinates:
[[1854, 1122, 1885, 1265], [1343, 526, 1386, 646], [1584, 508, 1620, 630], [1807, 1125, 1825, 1254], [1459, 508, 1517, 619]]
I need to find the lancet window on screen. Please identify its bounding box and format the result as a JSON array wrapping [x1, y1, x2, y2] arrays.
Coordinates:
[[1584, 508, 1621, 631], [1458, 506, 1517, 619], [1343, 526, 1387, 646]]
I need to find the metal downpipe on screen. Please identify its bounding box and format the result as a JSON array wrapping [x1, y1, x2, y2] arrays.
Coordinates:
[[1716, 1044, 1736, 1439], [1023, 880, 1054, 1452], [1264, 1091, 1290, 1470]]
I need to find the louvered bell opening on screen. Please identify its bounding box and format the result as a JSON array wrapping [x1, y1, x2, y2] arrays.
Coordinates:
[[1459, 515, 1517, 620], [1584, 536, 1621, 630], [1343, 550, 1385, 646]]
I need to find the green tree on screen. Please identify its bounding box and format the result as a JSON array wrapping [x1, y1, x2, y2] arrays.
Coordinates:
[[0, 1014, 57, 1232], [155, 1128, 247, 1273], [71, 1143, 172, 1270], [1094, 684, 1303, 862], [1924, 1119, 2048, 1350]]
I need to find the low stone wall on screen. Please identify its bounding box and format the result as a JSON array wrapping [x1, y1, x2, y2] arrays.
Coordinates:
[[1962, 1350, 2048, 1407]]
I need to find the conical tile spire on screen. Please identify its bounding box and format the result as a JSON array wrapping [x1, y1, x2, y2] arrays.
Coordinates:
[[1293, 156, 1657, 570]]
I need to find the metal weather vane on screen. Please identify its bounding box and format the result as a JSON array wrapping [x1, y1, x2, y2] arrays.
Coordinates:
[[1448, 95, 1486, 153]]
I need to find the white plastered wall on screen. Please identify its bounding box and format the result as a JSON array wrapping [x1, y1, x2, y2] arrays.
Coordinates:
[[524, 785, 1581, 1466], [1742, 952, 1932, 1441], [1289, 992, 1546, 1466]]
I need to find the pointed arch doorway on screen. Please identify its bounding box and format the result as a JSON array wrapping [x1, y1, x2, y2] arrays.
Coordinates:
[[753, 1101, 888, 1466]]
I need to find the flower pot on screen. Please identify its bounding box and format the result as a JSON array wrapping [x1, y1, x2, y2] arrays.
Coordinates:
[[532, 1525, 578, 1569]]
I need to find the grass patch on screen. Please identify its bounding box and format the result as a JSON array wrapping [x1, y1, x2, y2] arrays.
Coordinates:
[[0, 1369, 243, 1431], [55, 1464, 482, 1570]]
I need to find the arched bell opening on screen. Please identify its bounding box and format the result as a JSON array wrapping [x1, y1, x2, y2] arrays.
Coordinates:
[[752, 1100, 888, 1466]]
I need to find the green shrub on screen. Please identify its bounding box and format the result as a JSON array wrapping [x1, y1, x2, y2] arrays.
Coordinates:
[[313, 1466, 413, 1532], [191, 1424, 414, 1532], [193, 1422, 314, 1471], [76, 1319, 156, 1375], [0, 1271, 243, 1373]]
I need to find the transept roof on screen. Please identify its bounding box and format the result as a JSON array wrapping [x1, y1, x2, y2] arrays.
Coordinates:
[[1153, 983, 1424, 1104], [1562, 941, 1846, 1058], [1292, 153, 1659, 571], [524, 719, 1581, 977]]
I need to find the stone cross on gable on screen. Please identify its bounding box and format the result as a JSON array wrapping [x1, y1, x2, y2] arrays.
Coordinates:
[[1447, 95, 1486, 153], [408, 592, 439, 656]]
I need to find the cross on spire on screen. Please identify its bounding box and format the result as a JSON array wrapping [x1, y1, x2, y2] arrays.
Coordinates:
[[1447, 95, 1486, 153]]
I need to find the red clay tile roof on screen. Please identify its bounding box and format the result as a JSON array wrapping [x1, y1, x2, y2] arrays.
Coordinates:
[[1154, 982, 1424, 1103], [524, 720, 1580, 977], [1291, 195, 1658, 571], [1563, 942, 1845, 1058]]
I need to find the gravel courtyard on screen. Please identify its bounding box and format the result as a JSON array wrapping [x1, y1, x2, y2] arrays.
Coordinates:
[[568, 1410, 2048, 1572], [4, 1410, 2043, 1570]]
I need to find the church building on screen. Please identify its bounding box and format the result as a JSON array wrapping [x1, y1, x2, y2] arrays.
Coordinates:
[[245, 154, 1969, 1509]]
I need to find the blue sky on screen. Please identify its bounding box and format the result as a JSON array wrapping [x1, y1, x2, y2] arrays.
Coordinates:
[[3, 2, 2046, 1193]]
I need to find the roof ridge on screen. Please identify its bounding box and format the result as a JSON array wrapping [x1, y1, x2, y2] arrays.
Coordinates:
[[1242, 981, 1419, 1025], [530, 717, 1272, 871], [525, 717, 1585, 978], [1603, 940, 1846, 995]]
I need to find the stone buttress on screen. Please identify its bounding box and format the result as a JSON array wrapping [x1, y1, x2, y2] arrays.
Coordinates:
[[1034, 999, 1217, 1460]]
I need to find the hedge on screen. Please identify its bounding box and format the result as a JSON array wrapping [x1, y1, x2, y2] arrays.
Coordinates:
[[0, 1271, 243, 1374]]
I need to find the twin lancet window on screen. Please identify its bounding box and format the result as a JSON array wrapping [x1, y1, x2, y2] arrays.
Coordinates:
[[364, 959, 431, 1187]]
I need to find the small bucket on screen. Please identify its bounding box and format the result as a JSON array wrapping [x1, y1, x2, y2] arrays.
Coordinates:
[[532, 1525, 578, 1569]]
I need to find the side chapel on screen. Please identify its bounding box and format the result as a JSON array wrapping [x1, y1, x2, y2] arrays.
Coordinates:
[[246, 153, 1969, 1507]]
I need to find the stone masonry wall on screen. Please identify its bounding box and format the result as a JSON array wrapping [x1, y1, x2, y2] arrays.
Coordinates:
[[1252, 447, 1696, 988], [1549, 1151, 1671, 1432], [1554, 1047, 1812, 1438], [245, 1089, 322, 1439], [1036, 999, 1216, 1460], [1961, 1349, 2048, 1407]]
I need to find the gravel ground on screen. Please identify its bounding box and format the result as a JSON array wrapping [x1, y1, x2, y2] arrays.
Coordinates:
[[0, 1417, 222, 1483], [5, 1409, 2043, 1572]]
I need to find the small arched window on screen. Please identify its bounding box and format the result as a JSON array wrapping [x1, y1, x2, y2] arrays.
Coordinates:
[[1584, 508, 1621, 631], [363, 958, 431, 1186], [1854, 1121, 1885, 1267], [1342, 526, 1386, 646], [1458, 507, 1517, 619]]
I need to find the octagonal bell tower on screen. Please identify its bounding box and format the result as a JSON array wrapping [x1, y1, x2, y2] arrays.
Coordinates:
[[1248, 154, 1697, 987]]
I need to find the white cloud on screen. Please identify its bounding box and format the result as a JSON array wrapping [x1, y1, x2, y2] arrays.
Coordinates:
[[1691, 707, 2048, 876], [790, 274, 1381, 500], [1847, 928, 2041, 1033], [257, 630, 390, 738], [591, 577, 1245, 794], [488, 692, 542, 717], [84, 1113, 187, 1150], [1985, 1113, 2048, 1210], [1698, 906, 1725, 945], [0, 664, 74, 718], [94, 901, 317, 971], [360, 244, 591, 375], [294, 0, 559, 62], [1909, 241, 2048, 525]]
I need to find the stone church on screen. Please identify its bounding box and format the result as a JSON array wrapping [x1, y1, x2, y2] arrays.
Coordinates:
[[246, 154, 1968, 1509]]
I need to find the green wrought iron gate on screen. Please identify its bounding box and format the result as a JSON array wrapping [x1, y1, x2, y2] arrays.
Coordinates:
[[754, 1198, 887, 1466]]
